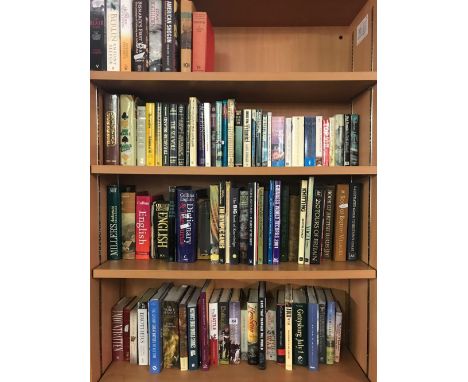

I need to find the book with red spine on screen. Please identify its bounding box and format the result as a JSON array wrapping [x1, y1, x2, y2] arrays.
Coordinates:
[[192, 12, 215, 72], [112, 296, 134, 361], [136, 194, 152, 259], [322, 118, 330, 166], [123, 297, 138, 361]]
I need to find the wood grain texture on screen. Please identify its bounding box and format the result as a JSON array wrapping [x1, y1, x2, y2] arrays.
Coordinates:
[[350, 0, 374, 72], [349, 280, 368, 375], [352, 89, 372, 166], [360, 177, 370, 265], [368, 278, 377, 381]]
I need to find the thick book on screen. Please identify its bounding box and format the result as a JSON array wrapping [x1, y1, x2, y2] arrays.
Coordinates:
[[197, 101, 206, 166], [322, 118, 330, 166], [257, 186, 265, 265], [106, 0, 120, 71], [347, 183, 362, 261], [266, 291, 277, 362], [221, 101, 228, 167], [334, 184, 349, 262], [288, 195, 299, 263], [285, 117, 292, 167], [227, 99, 235, 167], [209, 185, 220, 263], [334, 300, 343, 363], [316, 115, 323, 166], [152, 201, 169, 259], [242, 109, 252, 167], [218, 288, 232, 364], [304, 116, 316, 166], [225, 181, 231, 264], [272, 181, 281, 264], [162, 0, 180, 71], [324, 289, 336, 364], [284, 284, 293, 371], [107, 185, 122, 260], [239, 190, 249, 264], [267, 181, 274, 265], [90, 0, 106, 70], [234, 110, 243, 166], [292, 116, 304, 167], [230, 187, 240, 264], [204, 103, 212, 167], [169, 103, 178, 166], [197, 195, 211, 260], [314, 287, 326, 364], [192, 12, 215, 71], [263, 188, 270, 265], [306, 286, 319, 371], [209, 289, 222, 366], [162, 103, 170, 166], [123, 297, 138, 361], [132, 0, 149, 71], [121, 187, 136, 259], [130, 304, 139, 363], [218, 182, 226, 264], [229, 289, 241, 364], [156, 102, 163, 166], [136, 105, 146, 165], [176, 189, 197, 262], [311, 185, 324, 265], [350, 114, 360, 166], [148, 282, 172, 373], [120, 0, 132, 71], [120, 95, 136, 165], [136, 194, 152, 259], [188, 97, 199, 166], [146, 102, 156, 166], [240, 289, 248, 361], [180, 0, 195, 72], [322, 185, 336, 259], [344, 114, 351, 166], [179, 286, 194, 371], [329, 116, 335, 166], [292, 288, 308, 366], [303, 177, 314, 265], [247, 288, 259, 365], [215, 101, 223, 166], [258, 282, 267, 369], [148, 0, 163, 71], [297, 180, 308, 264], [335, 114, 344, 166], [280, 185, 290, 262], [138, 288, 158, 365], [198, 280, 215, 370], [276, 289, 285, 363], [112, 296, 134, 361], [104, 94, 119, 165], [188, 287, 201, 370], [177, 103, 186, 166], [271, 116, 285, 167]]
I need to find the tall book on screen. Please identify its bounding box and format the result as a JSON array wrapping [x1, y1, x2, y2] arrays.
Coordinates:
[[230, 187, 240, 264], [240, 289, 248, 360], [333, 184, 349, 262], [156, 102, 163, 166], [104, 94, 119, 165], [266, 291, 277, 361], [288, 195, 299, 263], [209, 185, 220, 263], [136, 194, 152, 259], [138, 288, 158, 365], [215, 101, 223, 166], [303, 177, 314, 265], [196, 101, 206, 166], [304, 116, 316, 166], [322, 185, 336, 259], [267, 181, 274, 265], [334, 300, 343, 363], [112, 297, 134, 361], [239, 190, 249, 264], [106, 0, 120, 71], [310, 185, 324, 265], [247, 288, 259, 365], [121, 186, 136, 259], [210, 105, 217, 165], [247, 182, 257, 265], [292, 116, 304, 166], [242, 109, 252, 167], [204, 102, 212, 167], [188, 288, 201, 370], [107, 185, 122, 260], [306, 286, 319, 371], [350, 114, 360, 166], [257, 186, 265, 265], [221, 101, 228, 167], [258, 282, 267, 369], [188, 97, 199, 166], [344, 114, 351, 166], [197, 194, 211, 260], [292, 288, 308, 366], [284, 284, 293, 371], [335, 114, 344, 166], [229, 288, 241, 365], [90, 0, 106, 70], [162, 0, 180, 71], [176, 189, 197, 262], [179, 286, 194, 371], [315, 115, 323, 166], [271, 116, 285, 166], [322, 118, 330, 166], [255, 110, 263, 167], [132, 0, 149, 71], [285, 117, 292, 167], [225, 181, 231, 264], [162, 103, 170, 166], [209, 289, 222, 366], [297, 180, 308, 264], [120, 95, 136, 165], [218, 288, 232, 364], [314, 287, 326, 364], [347, 183, 362, 261], [272, 181, 281, 264], [145, 102, 156, 166], [180, 0, 195, 72], [148, 0, 163, 71], [280, 185, 290, 262], [261, 112, 268, 167], [329, 116, 335, 166], [324, 289, 336, 365], [234, 110, 243, 166], [276, 289, 285, 363], [152, 201, 169, 259], [130, 303, 139, 364], [198, 280, 215, 370], [177, 103, 186, 166], [192, 12, 215, 71], [218, 181, 226, 264], [169, 103, 178, 166], [123, 297, 138, 362], [227, 99, 235, 167], [136, 105, 146, 165], [120, 0, 132, 71]]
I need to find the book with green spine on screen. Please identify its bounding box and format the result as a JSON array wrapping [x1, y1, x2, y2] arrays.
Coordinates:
[[107, 185, 122, 260]]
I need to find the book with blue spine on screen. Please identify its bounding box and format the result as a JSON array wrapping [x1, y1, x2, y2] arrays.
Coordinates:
[[271, 116, 285, 167], [197, 101, 206, 166], [250, 109, 256, 167], [272, 180, 281, 264], [176, 189, 197, 262], [304, 116, 316, 166], [306, 286, 319, 371], [222, 100, 228, 166], [215, 101, 223, 167], [267, 180, 275, 265], [149, 282, 173, 373], [324, 289, 336, 365]]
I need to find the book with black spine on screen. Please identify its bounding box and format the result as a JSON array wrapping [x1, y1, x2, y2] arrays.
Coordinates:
[[188, 287, 201, 370], [239, 189, 249, 264], [210, 105, 217, 166], [350, 114, 360, 166], [218, 181, 226, 264], [218, 288, 232, 364], [314, 287, 327, 364], [169, 103, 178, 166], [132, 0, 149, 71], [152, 201, 169, 259], [346, 183, 362, 261], [230, 187, 240, 264], [276, 288, 285, 363], [292, 288, 308, 366], [322, 185, 336, 259], [90, 0, 106, 70], [179, 286, 194, 371], [310, 185, 324, 264], [258, 281, 267, 369], [177, 103, 186, 166], [284, 284, 293, 370], [247, 182, 257, 265], [344, 114, 351, 166], [197, 101, 206, 166]]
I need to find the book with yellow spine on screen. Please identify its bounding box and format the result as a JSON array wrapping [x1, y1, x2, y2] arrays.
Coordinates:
[[146, 103, 156, 166], [156, 102, 163, 166]]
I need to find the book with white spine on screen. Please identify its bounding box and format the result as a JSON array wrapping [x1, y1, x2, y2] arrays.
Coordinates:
[[329, 116, 335, 166], [316, 115, 323, 166], [285, 117, 292, 167], [227, 99, 235, 167], [267, 112, 272, 167], [189, 97, 199, 166], [291, 116, 304, 166], [242, 109, 252, 167], [120, 0, 132, 71], [204, 103, 211, 167], [106, 0, 120, 71]]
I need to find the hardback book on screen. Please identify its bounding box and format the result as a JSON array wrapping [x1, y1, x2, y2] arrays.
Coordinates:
[[292, 288, 308, 366], [218, 288, 232, 364], [152, 201, 169, 259], [267, 181, 275, 265], [322, 185, 336, 259], [322, 118, 330, 166], [218, 182, 226, 264], [247, 182, 258, 265], [221, 101, 228, 167], [329, 116, 335, 166], [179, 286, 194, 371], [180, 0, 195, 72], [258, 282, 267, 369], [123, 297, 138, 361], [188, 287, 201, 370], [169, 103, 178, 166], [168, 186, 178, 262], [136, 194, 152, 259], [284, 284, 293, 371], [242, 109, 252, 167], [292, 116, 304, 166], [204, 102, 212, 167], [334, 184, 349, 262], [247, 288, 259, 365], [192, 12, 215, 71], [163, 285, 189, 368], [130, 303, 139, 363], [227, 99, 235, 167], [257, 186, 265, 265], [112, 296, 134, 361], [310, 185, 324, 265], [314, 287, 326, 364], [209, 185, 220, 263], [107, 185, 122, 260], [261, 112, 268, 166], [303, 177, 315, 265], [198, 280, 215, 370], [196, 101, 206, 166], [288, 195, 300, 263], [148, 282, 172, 373], [197, 194, 211, 260], [285, 117, 292, 167], [156, 102, 163, 166], [240, 289, 248, 361], [350, 114, 359, 166], [239, 190, 249, 264], [145, 102, 156, 166], [209, 289, 222, 366], [230, 187, 240, 264], [188, 97, 199, 166], [306, 286, 319, 371], [267, 112, 273, 166], [250, 109, 256, 167], [138, 288, 158, 365], [104, 94, 119, 165], [280, 185, 290, 262], [225, 181, 231, 264], [344, 114, 351, 166], [263, 188, 270, 265], [176, 189, 197, 262], [304, 116, 316, 166], [229, 288, 242, 365], [136, 105, 146, 165], [210, 105, 217, 165], [215, 101, 223, 166], [148, 0, 163, 71], [276, 289, 285, 363], [106, 0, 120, 71], [335, 114, 344, 166], [185, 108, 191, 166], [162, 103, 170, 166], [162, 0, 180, 71], [121, 186, 136, 259], [132, 0, 149, 71], [324, 289, 336, 364], [120, 0, 132, 71], [266, 291, 277, 361], [234, 110, 243, 166], [297, 180, 308, 264], [120, 95, 136, 165], [347, 183, 362, 261], [177, 103, 186, 166], [272, 181, 281, 264], [334, 300, 343, 363], [90, 0, 106, 70], [316, 115, 323, 166], [255, 110, 263, 167], [271, 116, 285, 167]]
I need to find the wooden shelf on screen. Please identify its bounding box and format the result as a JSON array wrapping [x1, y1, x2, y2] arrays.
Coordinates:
[[93, 259, 376, 280], [100, 348, 367, 382], [90, 71, 377, 103], [91, 165, 377, 176]]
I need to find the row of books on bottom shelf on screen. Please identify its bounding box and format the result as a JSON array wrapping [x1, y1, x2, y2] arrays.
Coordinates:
[[112, 280, 342, 374]]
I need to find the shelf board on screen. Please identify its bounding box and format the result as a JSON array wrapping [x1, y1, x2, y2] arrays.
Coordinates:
[[91, 165, 377, 176], [93, 260, 376, 280], [100, 348, 367, 382], [90, 71, 376, 103], [193, 0, 368, 27]]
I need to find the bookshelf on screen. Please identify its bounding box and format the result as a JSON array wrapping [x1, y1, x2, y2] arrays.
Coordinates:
[[90, 0, 377, 381]]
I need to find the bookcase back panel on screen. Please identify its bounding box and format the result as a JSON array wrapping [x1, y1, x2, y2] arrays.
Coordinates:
[[350, 0, 376, 72], [214, 27, 352, 72], [349, 279, 369, 374]]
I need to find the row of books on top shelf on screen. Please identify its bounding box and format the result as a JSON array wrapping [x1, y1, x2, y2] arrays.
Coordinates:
[[104, 94, 360, 167], [107, 178, 362, 264], [112, 281, 343, 373], [91, 0, 214, 72]]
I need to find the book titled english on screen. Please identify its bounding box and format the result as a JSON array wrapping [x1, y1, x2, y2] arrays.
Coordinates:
[[136, 194, 152, 259]]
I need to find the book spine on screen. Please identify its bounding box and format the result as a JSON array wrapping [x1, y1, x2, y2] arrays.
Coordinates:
[[276, 303, 285, 363], [209, 301, 219, 366], [258, 294, 266, 369], [267, 112, 272, 167], [255, 110, 263, 167], [297, 180, 308, 264], [335, 308, 343, 363], [316, 115, 323, 166], [227, 99, 235, 167], [308, 303, 319, 371], [230, 188, 240, 264], [204, 103, 212, 167], [130, 308, 138, 363], [218, 182, 226, 264], [155, 203, 170, 259], [234, 110, 243, 166], [271, 116, 285, 167], [162, 0, 179, 71], [198, 292, 210, 370], [138, 305, 149, 365], [104, 94, 119, 165], [267, 181, 274, 265], [162, 103, 170, 166], [120, 0, 132, 71], [292, 117, 304, 166], [326, 300, 336, 364], [322, 186, 336, 259], [188, 305, 199, 369], [285, 118, 292, 167], [107, 185, 122, 260], [162, 301, 180, 368], [176, 190, 197, 262], [197, 102, 206, 166], [136, 196, 151, 259], [148, 0, 163, 71], [333, 184, 349, 261], [318, 302, 326, 363], [247, 183, 255, 265], [247, 301, 259, 364], [293, 303, 308, 366], [120, 95, 136, 165], [288, 195, 299, 263], [136, 106, 146, 165], [304, 116, 316, 166], [263, 189, 269, 265], [261, 113, 268, 166], [179, 301, 189, 371], [112, 306, 124, 360], [346, 183, 362, 260], [177, 104, 186, 166], [169, 103, 178, 165], [285, 301, 293, 370], [146, 103, 156, 166], [185, 106, 191, 166], [197, 199, 211, 260], [180, 0, 193, 72], [106, 0, 120, 71], [229, 300, 241, 364], [221, 100, 228, 166], [266, 308, 276, 361], [192, 12, 207, 71], [335, 115, 344, 166], [322, 118, 330, 166], [344, 114, 351, 166], [239, 190, 249, 264], [209, 185, 220, 263], [189, 97, 198, 166], [215, 101, 223, 166], [250, 111, 256, 167], [132, 0, 149, 71], [350, 114, 359, 165], [225, 181, 231, 264], [257, 187, 264, 265], [241, 301, 248, 360], [242, 109, 252, 167], [272, 181, 281, 264], [121, 191, 136, 259], [211, 106, 217, 166], [156, 102, 163, 166], [90, 0, 106, 70], [218, 301, 230, 364], [168, 186, 177, 261], [123, 307, 132, 361], [311, 186, 324, 264], [280, 185, 289, 262], [329, 116, 335, 166], [148, 300, 161, 373]]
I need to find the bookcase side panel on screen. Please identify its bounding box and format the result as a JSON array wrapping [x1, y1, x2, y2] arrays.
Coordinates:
[[368, 278, 377, 381], [350, 0, 375, 72], [349, 279, 368, 374], [359, 178, 370, 264], [352, 89, 372, 166], [90, 82, 98, 165]]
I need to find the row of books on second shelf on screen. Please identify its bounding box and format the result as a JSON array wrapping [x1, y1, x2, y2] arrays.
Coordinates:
[[91, 0, 214, 72], [104, 94, 360, 167], [112, 281, 342, 373], [107, 178, 362, 264]]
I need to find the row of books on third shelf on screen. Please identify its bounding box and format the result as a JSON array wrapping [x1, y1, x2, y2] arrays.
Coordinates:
[[91, 0, 214, 72], [104, 94, 360, 167], [112, 281, 343, 374], [107, 178, 362, 264]]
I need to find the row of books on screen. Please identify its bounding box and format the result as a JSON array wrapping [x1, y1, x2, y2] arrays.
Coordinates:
[[112, 281, 343, 373], [104, 94, 360, 167], [107, 178, 362, 264], [91, 0, 214, 72]]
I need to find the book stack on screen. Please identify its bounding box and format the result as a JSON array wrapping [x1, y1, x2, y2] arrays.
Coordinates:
[[111, 282, 343, 373], [104, 94, 360, 167], [90, 0, 214, 72]]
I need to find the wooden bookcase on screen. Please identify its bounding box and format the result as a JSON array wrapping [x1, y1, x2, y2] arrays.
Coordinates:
[[90, 0, 377, 381]]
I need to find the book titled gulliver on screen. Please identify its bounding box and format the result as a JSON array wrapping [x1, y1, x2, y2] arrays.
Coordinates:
[[104, 94, 119, 165], [112, 296, 134, 361], [107, 185, 122, 260], [333, 184, 349, 262], [121, 186, 136, 259], [136, 194, 152, 259], [192, 12, 215, 71]]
